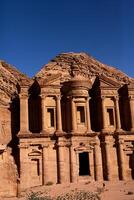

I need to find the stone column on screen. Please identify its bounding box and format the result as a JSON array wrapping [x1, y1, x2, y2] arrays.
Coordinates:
[[70, 146, 77, 182], [114, 96, 122, 132], [19, 87, 29, 134], [58, 144, 65, 183], [56, 95, 62, 132], [118, 138, 126, 180], [105, 137, 113, 180], [94, 137, 103, 180], [0, 107, 1, 135], [71, 98, 77, 132], [66, 98, 71, 131], [101, 96, 107, 132], [19, 144, 30, 190], [58, 138, 69, 183], [40, 94, 47, 132], [86, 97, 92, 133], [129, 96, 134, 131], [42, 145, 49, 184]]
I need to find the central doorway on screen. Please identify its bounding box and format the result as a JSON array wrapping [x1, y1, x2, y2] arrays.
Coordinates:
[[79, 152, 90, 176]]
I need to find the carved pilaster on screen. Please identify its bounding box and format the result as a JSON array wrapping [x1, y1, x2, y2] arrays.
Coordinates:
[[104, 137, 113, 180], [129, 96, 134, 131], [40, 94, 47, 132], [42, 144, 49, 185], [19, 87, 30, 134], [101, 96, 107, 132], [118, 138, 126, 180], [94, 137, 103, 180], [70, 145, 77, 182], [56, 95, 62, 132], [71, 97, 77, 132], [19, 143, 30, 190], [57, 138, 70, 183], [86, 97, 92, 133], [114, 96, 122, 132]]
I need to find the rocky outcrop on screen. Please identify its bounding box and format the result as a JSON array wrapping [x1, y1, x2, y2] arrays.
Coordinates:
[[35, 52, 133, 84], [0, 61, 31, 105]]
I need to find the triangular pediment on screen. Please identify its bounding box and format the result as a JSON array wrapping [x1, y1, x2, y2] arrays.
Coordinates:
[[38, 73, 61, 87], [127, 82, 134, 90], [99, 75, 121, 88]]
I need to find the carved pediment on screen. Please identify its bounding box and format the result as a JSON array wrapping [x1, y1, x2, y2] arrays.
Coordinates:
[[38, 73, 61, 87], [127, 83, 134, 92], [99, 75, 121, 89]]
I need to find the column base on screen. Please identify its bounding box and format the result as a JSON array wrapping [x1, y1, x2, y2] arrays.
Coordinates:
[[40, 130, 50, 135], [70, 130, 77, 135], [86, 130, 94, 134], [55, 130, 65, 136], [115, 128, 124, 133], [130, 128, 134, 132], [18, 131, 31, 135], [101, 129, 109, 133]]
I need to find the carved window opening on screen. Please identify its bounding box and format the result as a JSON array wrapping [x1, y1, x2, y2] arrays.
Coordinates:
[[79, 152, 90, 176], [31, 159, 40, 176], [77, 106, 85, 124], [47, 108, 54, 127], [107, 108, 114, 126]]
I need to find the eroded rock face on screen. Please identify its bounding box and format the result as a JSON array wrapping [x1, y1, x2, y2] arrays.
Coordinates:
[[0, 60, 31, 105], [0, 147, 18, 197], [35, 52, 132, 84], [0, 61, 31, 197]]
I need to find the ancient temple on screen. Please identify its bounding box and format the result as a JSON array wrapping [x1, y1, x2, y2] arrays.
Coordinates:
[[0, 52, 134, 197]]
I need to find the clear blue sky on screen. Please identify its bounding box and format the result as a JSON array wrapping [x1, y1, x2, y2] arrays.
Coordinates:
[[0, 0, 134, 77]]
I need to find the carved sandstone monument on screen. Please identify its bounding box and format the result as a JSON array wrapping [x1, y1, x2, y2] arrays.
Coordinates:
[[0, 52, 134, 197]]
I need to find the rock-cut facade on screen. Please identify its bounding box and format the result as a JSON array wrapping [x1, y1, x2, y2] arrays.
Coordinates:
[[0, 52, 134, 197]]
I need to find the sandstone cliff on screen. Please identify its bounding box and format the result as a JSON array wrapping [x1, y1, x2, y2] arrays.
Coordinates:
[[0, 60, 30, 105], [35, 52, 132, 84]]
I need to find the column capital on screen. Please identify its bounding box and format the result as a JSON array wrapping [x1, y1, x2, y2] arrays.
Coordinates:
[[19, 93, 29, 99], [40, 94, 46, 99], [20, 86, 29, 93], [55, 95, 61, 100], [94, 137, 100, 145], [114, 96, 119, 101], [67, 96, 74, 101], [101, 95, 106, 100], [86, 96, 91, 101], [118, 138, 124, 145], [95, 140, 100, 146], [129, 95, 134, 100]]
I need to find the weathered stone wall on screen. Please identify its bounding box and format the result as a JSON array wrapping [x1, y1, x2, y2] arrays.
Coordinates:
[[0, 106, 11, 145], [0, 148, 17, 197]]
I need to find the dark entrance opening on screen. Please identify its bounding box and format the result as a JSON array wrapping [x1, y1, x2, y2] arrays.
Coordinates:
[[79, 152, 90, 176], [129, 153, 134, 179]]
